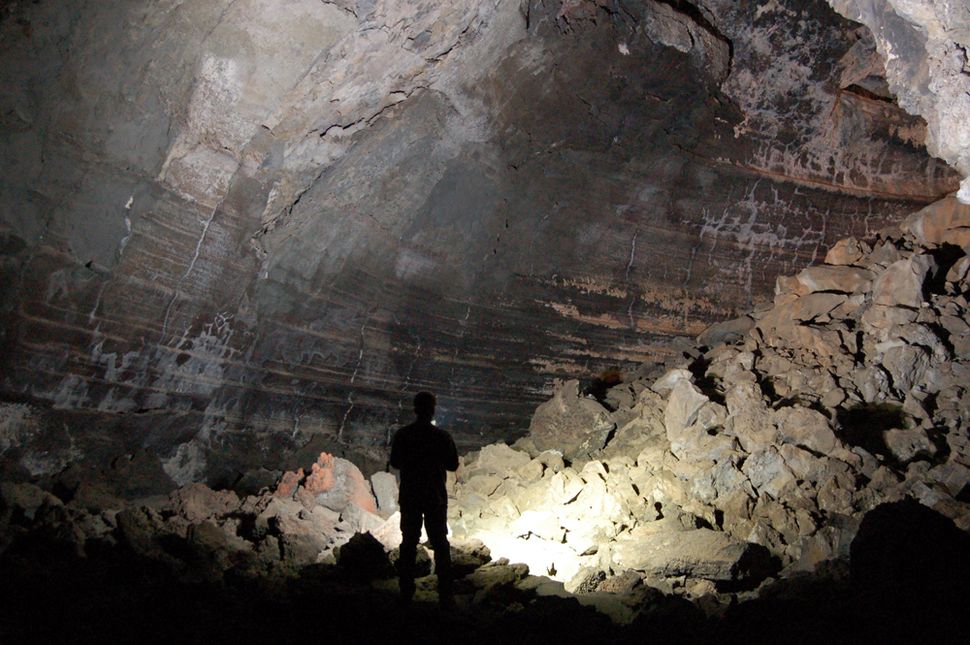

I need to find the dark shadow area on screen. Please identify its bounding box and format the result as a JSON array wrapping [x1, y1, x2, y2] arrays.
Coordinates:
[[835, 402, 908, 459], [0, 499, 965, 644]]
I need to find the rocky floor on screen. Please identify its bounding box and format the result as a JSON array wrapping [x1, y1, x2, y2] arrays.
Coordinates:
[[2, 198, 969, 642]]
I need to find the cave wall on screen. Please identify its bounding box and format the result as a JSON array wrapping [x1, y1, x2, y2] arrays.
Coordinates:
[[827, 0, 970, 202], [0, 0, 961, 485]]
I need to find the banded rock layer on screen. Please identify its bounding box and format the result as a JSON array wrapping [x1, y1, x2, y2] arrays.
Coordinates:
[[0, 0, 961, 483]]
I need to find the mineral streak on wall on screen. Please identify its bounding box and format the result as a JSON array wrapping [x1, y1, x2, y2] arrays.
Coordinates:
[[0, 0, 961, 483]]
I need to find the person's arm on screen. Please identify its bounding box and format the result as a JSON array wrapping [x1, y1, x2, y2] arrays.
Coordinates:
[[443, 433, 459, 472], [389, 429, 402, 470]]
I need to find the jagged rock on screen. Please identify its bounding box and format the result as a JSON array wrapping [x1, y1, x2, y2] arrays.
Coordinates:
[[336, 531, 391, 580], [872, 255, 937, 308], [900, 195, 970, 247], [269, 455, 377, 521], [233, 468, 282, 495], [651, 369, 694, 396], [664, 379, 710, 436], [269, 509, 333, 566], [0, 482, 61, 523], [168, 483, 240, 523], [879, 342, 931, 395], [790, 293, 849, 322], [274, 470, 303, 498], [773, 406, 838, 454], [473, 443, 532, 477], [528, 381, 616, 462], [611, 527, 775, 585], [794, 265, 875, 294], [451, 538, 492, 576], [946, 256, 970, 288], [465, 560, 530, 603], [883, 428, 937, 464], [742, 448, 798, 499], [340, 503, 385, 535], [697, 316, 755, 347], [369, 471, 398, 517], [825, 237, 870, 266]]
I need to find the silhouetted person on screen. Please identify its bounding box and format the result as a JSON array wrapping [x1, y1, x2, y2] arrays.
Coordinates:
[[389, 391, 459, 607]]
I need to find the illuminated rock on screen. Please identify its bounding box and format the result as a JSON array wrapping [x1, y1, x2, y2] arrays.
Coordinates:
[[529, 380, 616, 462], [611, 527, 775, 585], [369, 471, 398, 517]]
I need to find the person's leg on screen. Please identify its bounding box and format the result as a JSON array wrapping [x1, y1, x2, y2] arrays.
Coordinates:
[[424, 505, 453, 602], [398, 508, 422, 602]]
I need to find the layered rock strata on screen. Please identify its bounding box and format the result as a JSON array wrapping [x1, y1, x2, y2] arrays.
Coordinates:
[[0, 0, 960, 482], [1, 196, 967, 632], [448, 195, 970, 593], [827, 0, 970, 202]]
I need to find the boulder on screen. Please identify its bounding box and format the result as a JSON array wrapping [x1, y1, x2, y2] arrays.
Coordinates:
[[529, 380, 616, 462], [773, 406, 838, 454], [475, 443, 532, 476], [697, 316, 755, 347], [336, 531, 392, 580], [370, 471, 398, 516], [742, 447, 798, 499], [824, 236, 870, 266], [871, 255, 936, 308], [305, 452, 377, 514], [611, 527, 776, 585], [664, 379, 709, 435], [651, 368, 694, 395], [168, 483, 239, 523], [465, 560, 530, 602], [879, 342, 930, 395], [883, 428, 936, 464], [794, 265, 875, 294], [900, 195, 970, 247]]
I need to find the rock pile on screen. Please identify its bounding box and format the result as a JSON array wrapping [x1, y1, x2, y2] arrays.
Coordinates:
[[448, 195, 970, 597], [0, 451, 406, 583]]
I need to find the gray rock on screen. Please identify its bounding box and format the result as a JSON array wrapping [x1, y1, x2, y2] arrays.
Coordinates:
[[884, 428, 937, 463], [529, 381, 616, 462], [794, 265, 875, 294], [773, 406, 838, 454], [611, 527, 775, 584], [872, 255, 937, 308], [370, 471, 398, 517]]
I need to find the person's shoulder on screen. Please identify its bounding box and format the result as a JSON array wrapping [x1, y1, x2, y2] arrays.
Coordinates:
[[432, 425, 455, 441], [393, 422, 419, 439]]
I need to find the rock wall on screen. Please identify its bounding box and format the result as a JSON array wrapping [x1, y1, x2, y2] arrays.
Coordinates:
[[827, 0, 970, 202], [0, 0, 961, 483], [450, 196, 970, 590]]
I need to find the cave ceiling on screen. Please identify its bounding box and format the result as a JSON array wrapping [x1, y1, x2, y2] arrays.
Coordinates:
[[0, 0, 962, 483]]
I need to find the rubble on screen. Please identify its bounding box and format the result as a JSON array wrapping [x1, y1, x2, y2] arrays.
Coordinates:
[[448, 198, 970, 600]]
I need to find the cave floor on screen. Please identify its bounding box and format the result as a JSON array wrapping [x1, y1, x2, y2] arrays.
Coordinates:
[[0, 536, 961, 645]]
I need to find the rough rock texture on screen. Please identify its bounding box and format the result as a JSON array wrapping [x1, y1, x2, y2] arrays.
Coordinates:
[[0, 0, 962, 482], [448, 197, 970, 592], [827, 0, 970, 202], [0, 203, 967, 636]]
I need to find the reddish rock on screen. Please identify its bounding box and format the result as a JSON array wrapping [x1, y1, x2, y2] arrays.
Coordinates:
[[274, 469, 304, 498], [304, 454, 337, 495]]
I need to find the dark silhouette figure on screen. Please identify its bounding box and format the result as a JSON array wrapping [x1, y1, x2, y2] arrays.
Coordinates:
[[389, 391, 459, 607]]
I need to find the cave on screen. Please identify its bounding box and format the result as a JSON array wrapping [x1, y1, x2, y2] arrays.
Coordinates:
[[1, 1, 968, 643]]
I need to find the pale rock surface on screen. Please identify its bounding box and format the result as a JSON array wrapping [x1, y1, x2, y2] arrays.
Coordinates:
[[528, 380, 616, 462]]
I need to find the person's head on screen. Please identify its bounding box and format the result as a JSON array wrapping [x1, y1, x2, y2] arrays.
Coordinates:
[[413, 391, 436, 420]]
